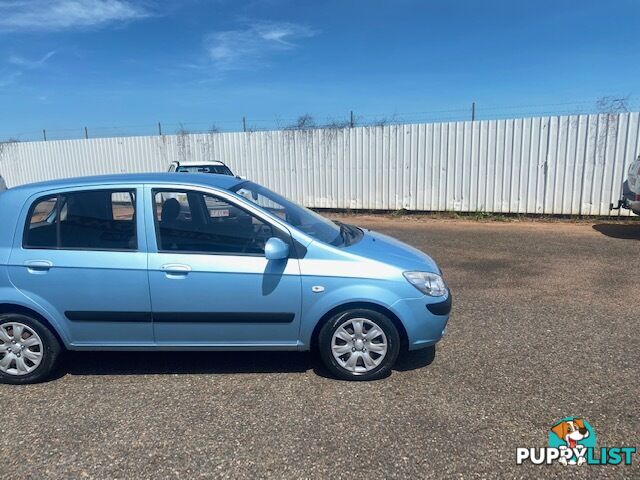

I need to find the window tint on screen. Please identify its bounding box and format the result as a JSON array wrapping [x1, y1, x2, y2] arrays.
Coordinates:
[[28, 196, 57, 224], [24, 190, 137, 250], [153, 190, 278, 255], [112, 192, 135, 220]]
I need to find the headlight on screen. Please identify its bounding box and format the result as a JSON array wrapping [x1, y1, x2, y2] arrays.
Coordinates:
[[403, 271, 448, 297]]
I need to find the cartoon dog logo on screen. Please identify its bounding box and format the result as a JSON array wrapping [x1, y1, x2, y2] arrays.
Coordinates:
[[550, 418, 591, 465]]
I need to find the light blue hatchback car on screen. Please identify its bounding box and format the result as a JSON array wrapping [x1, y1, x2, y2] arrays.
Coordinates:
[[0, 174, 450, 383]]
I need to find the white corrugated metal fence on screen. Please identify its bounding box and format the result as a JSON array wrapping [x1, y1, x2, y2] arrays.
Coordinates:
[[1, 113, 638, 216]]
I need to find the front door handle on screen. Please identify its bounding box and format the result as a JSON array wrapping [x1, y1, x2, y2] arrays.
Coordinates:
[[25, 260, 53, 274], [161, 264, 192, 278]]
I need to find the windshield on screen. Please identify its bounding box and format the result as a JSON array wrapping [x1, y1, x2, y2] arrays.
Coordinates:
[[232, 181, 348, 246], [177, 165, 233, 176]]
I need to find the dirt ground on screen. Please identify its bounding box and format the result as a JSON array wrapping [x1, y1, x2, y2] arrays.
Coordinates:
[[0, 217, 638, 479]]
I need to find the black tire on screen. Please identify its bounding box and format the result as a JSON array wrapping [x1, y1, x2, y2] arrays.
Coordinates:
[[318, 308, 400, 381], [0, 314, 61, 385]]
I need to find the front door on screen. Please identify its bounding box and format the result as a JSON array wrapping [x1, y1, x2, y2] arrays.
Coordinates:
[[145, 187, 302, 348], [8, 187, 153, 347]]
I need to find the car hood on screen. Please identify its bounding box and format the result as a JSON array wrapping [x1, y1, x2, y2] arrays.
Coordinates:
[[345, 228, 441, 273]]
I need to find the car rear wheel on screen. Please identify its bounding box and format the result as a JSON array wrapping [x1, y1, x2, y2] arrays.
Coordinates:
[[0, 314, 61, 385], [318, 309, 400, 381]]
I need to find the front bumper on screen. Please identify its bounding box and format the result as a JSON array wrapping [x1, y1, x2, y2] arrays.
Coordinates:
[[392, 291, 451, 350]]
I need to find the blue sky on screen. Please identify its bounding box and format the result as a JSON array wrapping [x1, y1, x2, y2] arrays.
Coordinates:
[[1, 0, 639, 140]]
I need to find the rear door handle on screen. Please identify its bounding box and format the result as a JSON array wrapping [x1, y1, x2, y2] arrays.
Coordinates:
[[161, 264, 192, 277], [25, 260, 53, 273]]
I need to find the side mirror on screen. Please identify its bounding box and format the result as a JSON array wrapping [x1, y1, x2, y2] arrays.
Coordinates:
[[265, 237, 289, 261]]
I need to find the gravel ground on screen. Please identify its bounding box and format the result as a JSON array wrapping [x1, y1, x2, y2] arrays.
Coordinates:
[[1, 217, 638, 479]]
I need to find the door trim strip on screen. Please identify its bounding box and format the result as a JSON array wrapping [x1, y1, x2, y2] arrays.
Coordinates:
[[153, 312, 295, 323], [65, 311, 295, 324]]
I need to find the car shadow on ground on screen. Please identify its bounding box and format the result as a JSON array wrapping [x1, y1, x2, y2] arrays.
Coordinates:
[[53, 346, 436, 380], [592, 223, 640, 240], [395, 345, 436, 371]]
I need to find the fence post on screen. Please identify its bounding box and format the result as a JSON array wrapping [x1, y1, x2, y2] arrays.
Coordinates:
[[42, 129, 47, 141], [84, 127, 88, 139], [242, 117, 247, 132], [158, 122, 162, 136], [350, 111, 354, 128], [471, 102, 476, 121]]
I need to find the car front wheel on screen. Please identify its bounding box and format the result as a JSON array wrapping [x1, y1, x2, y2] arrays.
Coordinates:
[[318, 309, 400, 381], [0, 314, 61, 385]]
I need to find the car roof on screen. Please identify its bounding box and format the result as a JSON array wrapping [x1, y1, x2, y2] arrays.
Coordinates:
[[174, 161, 227, 166], [7, 173, 246, 197]]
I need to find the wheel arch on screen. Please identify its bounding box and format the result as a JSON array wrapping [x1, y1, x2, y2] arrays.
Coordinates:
[[0, 303, 66, 348], [310, 301, 409, 353]]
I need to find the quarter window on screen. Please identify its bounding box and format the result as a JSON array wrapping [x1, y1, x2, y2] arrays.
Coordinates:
[[24, 190, 137, 250], [153, 190, 278, 255]]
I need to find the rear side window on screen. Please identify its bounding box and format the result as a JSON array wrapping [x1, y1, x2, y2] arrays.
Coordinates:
[[112, 192, 135, 221], [24, 189, 137, 251]]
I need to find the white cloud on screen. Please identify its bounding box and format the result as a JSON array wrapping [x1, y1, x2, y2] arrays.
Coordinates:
[[0, 71, 22, 88], [0, 0, 150, 32], [205, 21, 317, 71], [0, 50, 56, 88], [8, 50, 56, 68], [0, 50, 55, 89]]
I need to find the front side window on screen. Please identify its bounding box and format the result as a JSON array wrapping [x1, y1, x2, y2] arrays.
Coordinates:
[[24, 189, 137, 250], [153, 190, 277, 255]]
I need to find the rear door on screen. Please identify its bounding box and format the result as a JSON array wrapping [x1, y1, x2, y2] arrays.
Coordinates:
[[7, 186, 153, 347], [145, 185, 302, 348]]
